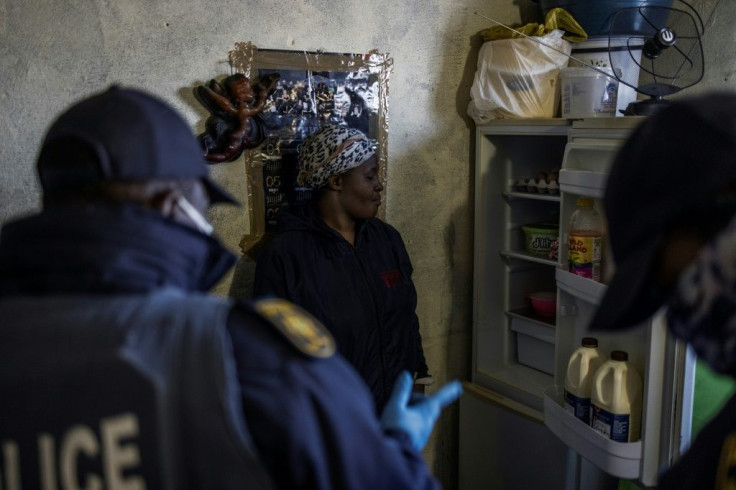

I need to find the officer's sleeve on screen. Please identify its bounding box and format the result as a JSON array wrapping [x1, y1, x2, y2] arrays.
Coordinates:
[[226, 303, 441, 490]]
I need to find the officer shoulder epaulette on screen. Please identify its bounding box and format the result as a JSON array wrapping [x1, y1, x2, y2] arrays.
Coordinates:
[[249, 298, 336, 359]]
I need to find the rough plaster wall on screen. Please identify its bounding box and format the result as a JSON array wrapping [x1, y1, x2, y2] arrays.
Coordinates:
[[1, 0, 735, 487]]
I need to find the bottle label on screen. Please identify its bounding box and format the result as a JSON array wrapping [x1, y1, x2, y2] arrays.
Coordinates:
[[568, 235, 602, 281], [591, 405, 630, 442], [564, 390, 591, 425]]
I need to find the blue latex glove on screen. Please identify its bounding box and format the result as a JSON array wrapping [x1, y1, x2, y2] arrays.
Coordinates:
[[380, 371, 463, 451]]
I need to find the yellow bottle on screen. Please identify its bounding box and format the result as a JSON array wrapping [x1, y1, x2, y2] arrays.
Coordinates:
[[564, 337, 607, 425], [591, 350, 643, 442], [568, 197, 603, 282]]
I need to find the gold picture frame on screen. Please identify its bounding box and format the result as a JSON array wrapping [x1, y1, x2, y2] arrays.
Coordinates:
[[228, 42, 393, 255]]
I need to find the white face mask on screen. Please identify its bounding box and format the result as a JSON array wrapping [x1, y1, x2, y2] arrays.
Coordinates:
[[175, 196, 213, 236]]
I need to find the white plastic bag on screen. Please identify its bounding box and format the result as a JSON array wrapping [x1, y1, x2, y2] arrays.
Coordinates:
[[468, 29, 571, 121]]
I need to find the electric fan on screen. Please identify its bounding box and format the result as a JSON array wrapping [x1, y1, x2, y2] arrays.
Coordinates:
[[606, 4, 705, 116]]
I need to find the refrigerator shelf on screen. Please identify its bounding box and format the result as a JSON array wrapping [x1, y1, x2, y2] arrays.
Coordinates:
[[507, 307, 555, 327], [501, 250, 557, 267], [503, 191, 561, 202], [555, 268, 607, 306], [543, 386, 642, 479], [475, 364, 551, 413]]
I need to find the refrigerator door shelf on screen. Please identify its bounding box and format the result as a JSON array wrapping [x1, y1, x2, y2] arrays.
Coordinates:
[[543, 386, 642, 479], [556, 268, 607, 306], [558, 168, 607, 198]]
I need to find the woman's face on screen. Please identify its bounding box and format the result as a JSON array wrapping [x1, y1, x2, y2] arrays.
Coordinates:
[[337, 155, 383, 220]]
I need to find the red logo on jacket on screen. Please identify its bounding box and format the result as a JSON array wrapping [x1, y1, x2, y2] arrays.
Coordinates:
[[380, 269, 402, 288]]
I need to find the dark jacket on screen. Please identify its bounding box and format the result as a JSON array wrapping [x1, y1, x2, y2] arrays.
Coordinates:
[[254, 204, 429, 411], [0, 203, 439, 490]]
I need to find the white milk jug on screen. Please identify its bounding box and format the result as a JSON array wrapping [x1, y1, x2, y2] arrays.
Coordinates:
[[564, 337, 607, 424], [591, 350, 643, 442]]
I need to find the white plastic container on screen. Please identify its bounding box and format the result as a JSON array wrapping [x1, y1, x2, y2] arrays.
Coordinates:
[[569, 37, 643, 116], [591, 350, 643, 442], [560, 67, 619, 119], [509, 316, 555, 375], [564, 337, 607, 425]]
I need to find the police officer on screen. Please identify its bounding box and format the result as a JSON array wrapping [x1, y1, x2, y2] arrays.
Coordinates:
[[589, 91, 736, 489], [0, 86, 462, 489]]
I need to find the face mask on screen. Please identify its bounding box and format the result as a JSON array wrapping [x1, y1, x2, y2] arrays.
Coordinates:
[[174, 196, 235, 291], [175, 196, 213, 236], [665, 215, 736, 375]]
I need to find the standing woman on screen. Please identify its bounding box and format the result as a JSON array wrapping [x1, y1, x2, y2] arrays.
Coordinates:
[[254, 125, 431, 412]]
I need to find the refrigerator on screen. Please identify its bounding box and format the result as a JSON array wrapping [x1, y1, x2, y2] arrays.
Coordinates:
[[459, 118, 695, 489]]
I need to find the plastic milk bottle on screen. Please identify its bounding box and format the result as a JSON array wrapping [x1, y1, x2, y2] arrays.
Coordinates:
[[591, 350, 643, 442], [568, 197, 603, 282], [564, 337, 607, 425]]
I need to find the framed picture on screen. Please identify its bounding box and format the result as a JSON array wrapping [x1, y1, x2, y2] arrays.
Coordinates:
[[228, 42, 392, 255]]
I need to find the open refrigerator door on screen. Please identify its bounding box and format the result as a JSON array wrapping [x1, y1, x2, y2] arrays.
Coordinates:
[[543, 124, 696, 487]]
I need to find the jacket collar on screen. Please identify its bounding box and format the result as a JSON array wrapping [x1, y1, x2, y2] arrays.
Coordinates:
[[279, 203, 372, 246], [0, 203, 235, 295]]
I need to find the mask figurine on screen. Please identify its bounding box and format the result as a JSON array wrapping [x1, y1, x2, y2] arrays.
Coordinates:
[[194, 72, 280, 164]]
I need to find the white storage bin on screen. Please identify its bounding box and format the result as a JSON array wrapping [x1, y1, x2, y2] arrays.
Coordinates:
[[510, 315, 555, 375], [569, 37, 642, 116], [560, 67, 620, 119]]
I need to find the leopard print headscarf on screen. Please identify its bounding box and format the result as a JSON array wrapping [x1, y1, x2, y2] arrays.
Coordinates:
[[297, 125, 376, 189]]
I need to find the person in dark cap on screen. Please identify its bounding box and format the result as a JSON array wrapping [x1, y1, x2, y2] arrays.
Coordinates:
[[589, 91, 736, 489], [0, 86, 461, 489], [253, 124, 432, 413]]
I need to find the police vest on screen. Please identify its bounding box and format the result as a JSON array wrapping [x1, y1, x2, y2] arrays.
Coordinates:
[[0, 289, 274, 490]]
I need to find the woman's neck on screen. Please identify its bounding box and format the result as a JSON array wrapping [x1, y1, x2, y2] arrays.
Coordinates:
[[315, 196, 356, 245]]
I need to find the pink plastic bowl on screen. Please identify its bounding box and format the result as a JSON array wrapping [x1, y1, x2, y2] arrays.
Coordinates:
[[529, 291, 557, 317]]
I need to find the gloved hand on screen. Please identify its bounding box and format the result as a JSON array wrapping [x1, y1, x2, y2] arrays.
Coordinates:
[[380, 371, 463, 451]]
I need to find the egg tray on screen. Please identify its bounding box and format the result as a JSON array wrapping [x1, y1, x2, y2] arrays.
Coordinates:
[[514, 170, 560, 195]]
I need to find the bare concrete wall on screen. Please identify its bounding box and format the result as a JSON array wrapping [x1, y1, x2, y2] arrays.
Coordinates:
[[1, 0, 734, 487]]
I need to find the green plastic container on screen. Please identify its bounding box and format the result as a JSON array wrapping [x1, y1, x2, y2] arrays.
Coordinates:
[[523, 223, 559, 258]]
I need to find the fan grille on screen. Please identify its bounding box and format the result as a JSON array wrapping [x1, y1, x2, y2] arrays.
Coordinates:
[[608, 6, 704, 97]]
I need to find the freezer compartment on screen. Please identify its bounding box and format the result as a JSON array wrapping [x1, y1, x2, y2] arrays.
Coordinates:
[[544, 386, 642, 479], [561, 142, 621, 174], [508, 310, 555, 375], [558, 169, 607, 199]]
